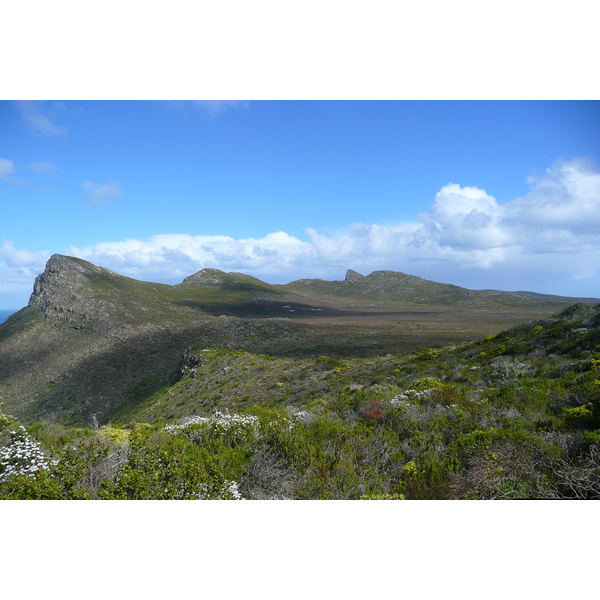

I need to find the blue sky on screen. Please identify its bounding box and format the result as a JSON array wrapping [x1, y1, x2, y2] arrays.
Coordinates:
[[1, 100, 600, 310]]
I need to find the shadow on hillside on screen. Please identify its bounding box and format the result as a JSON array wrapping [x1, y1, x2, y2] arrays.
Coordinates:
[[172, 299, 278, 317], [18, 314, 432, 426], [253, 301, 451, 319], [173, 299, 353, 318], [7, 300, 577, 427], [175, 298, 448, 319]]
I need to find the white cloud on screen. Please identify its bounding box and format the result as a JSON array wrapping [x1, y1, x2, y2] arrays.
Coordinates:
[[0, 241, 50, 269], [68, 231, 317, 282], [506, 157, 600, 235], [0, 158, 16, 181], [0, 242, 50, 308], [425, 183, 511, 250], [82, 180, 124, 204], [63, 157, 600, 295], [2, 157, 599, 309], [15, 101, 67, 136]]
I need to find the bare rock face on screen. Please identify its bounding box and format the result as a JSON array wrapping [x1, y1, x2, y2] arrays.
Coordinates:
[[345, 269, 364, 282], [28, 254, 108, 329]]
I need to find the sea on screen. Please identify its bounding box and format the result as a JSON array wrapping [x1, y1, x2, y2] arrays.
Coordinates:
[[0, 309, 18, 325]]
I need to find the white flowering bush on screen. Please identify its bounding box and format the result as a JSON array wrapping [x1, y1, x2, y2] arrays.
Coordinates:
[[197, 479, 244, 500], [290, 410, 313, 425], [262, 416, 296, 434], [165, 410, 299, 448], [166, 411, 259, 434], [0, 426, 51, 484], [389, 389, 434, 407], [165, 410, 259, 447]]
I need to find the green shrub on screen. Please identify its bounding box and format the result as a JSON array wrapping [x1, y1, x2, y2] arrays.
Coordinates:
[[559, 303, 585, 318], [360, 492, 405, 500], [400, 453, 452, 500], [98, 426, 246, 500], [0, 403, 15, 430], [98, 426, 130, 446], [488, 359, 530, 384], [449, 441, 550, 499], [416, 349, 440, 361], [581, 430, 600, 449], [412, 377, 444, 391], [563, 404, 595, 429]]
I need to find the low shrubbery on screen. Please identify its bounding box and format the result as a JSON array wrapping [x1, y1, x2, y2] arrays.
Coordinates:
[[0, 425, 52, 484], [2, 304, 600, 499]]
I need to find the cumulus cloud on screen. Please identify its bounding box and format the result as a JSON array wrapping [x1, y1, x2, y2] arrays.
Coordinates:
[[15, 101, 67, 136], [68, 232, 317, 282], [2, 157, 599, 309], [0, 242, 51, 308], [507, 157, 600, 236], [0, 241, 50, 269], [82, 180, 124, 204], [0, 158, 16, 181], [425, 183, 511, 251], [68, 157, 599, 296]]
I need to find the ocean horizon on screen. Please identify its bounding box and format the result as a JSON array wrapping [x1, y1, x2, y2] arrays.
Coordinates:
[[0, 309, 18, 325]]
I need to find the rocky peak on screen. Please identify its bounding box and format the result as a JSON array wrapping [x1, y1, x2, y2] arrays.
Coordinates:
[[181, 268, 227, 286], [180, 268, 267, 291], [29, 255, 108, 305], [345, 269, 364, 282], [28, 254, 120, 329]]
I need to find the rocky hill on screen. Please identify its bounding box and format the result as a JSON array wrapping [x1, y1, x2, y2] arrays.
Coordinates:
[[285, 269, 599, 307], [0, 255, 597, 426]]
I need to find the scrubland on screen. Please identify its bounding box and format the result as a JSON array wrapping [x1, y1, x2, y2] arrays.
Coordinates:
[[2, 302, 599, 500]]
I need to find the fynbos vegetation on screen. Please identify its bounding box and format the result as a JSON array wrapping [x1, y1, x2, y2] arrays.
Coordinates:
[[2, 301, 599, 500]]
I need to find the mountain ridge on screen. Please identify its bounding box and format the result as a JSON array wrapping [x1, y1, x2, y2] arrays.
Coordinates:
[[1, 254, 597, 426], [24, 256, 600, 315], [284, 268, 599, 307]]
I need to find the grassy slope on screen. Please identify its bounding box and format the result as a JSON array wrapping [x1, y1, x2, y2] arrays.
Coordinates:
[[281, 269, 597, 307], [0, 305, 600, 499], [118, 303, 600, 427], [3, 302, 598, 500], [1, 255, 597, 427]]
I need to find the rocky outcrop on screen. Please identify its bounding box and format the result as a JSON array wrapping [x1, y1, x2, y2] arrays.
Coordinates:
[[345, 269, 364, 282], [27, 255, 104, 329], [181, 268, 231, 287]]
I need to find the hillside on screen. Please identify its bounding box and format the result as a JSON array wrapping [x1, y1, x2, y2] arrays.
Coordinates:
[[1, 301, 599, 500], [116, 302, 600, 426], [283, 269, 599, 307], [0, 254, 597, 427]]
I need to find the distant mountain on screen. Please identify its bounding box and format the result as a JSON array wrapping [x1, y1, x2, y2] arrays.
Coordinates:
[[283, 269, 599, 307], [0, 255, 597, 426]]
